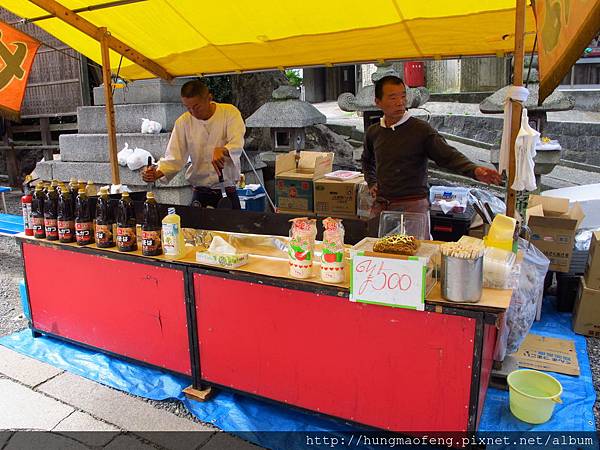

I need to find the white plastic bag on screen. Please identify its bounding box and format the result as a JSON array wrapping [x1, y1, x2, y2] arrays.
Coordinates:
[[127, 147, 154, 171], [141, 118, 162, 134], [117, 143, 133, 167], [505, 238, 550, 355]]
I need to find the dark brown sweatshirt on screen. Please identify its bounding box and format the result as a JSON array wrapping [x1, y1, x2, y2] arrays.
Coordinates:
[[362, 116, 478, 199]]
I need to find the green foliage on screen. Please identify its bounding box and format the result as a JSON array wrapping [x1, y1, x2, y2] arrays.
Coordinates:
[[201, 76, 233, 103], [285, 69, 303, 87]]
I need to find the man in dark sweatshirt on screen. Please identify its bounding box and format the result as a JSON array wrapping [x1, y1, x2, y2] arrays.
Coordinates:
[[362, 75, 501, 236]]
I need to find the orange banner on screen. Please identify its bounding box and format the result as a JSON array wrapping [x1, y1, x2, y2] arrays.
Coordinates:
[[0, 20, 40, 121], [536, 0, 600, 103]]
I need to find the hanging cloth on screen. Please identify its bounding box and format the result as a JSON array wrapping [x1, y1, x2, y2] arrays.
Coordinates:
[[511, 108, 540, 191], [498, 86, 530, 175]]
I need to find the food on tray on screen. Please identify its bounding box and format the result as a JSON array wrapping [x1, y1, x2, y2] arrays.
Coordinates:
[[373, 234, 419, 255]]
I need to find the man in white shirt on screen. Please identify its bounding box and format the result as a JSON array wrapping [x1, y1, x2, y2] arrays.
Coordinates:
[[142, 79, 246, 209]]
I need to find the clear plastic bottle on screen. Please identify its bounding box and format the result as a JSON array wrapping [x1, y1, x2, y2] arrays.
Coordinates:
[[162, 207, 185, 259]]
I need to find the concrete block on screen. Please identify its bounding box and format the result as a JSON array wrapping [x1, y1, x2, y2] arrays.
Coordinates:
[[51, 161, 189, 187], [59, 133, 172, 163], [93, 78, 192, 105], [153, 186, 193, 206], [53, 412, 119, 446], [37, 372, 214, 432], [32, 160, 54, 181], [0, 379, 74, 430], [5, 432, 89, 450], [78, 103, 186, 134], [201, 432, 263, 450], [0, 346, 63, 387]]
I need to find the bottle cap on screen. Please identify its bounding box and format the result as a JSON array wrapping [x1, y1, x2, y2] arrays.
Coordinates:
[[146, 192, 155, 199], [78, 188, 85, 195], [168, 207, 176, 215], [87, 181, 94, 186], [121, 191, 129, 198]]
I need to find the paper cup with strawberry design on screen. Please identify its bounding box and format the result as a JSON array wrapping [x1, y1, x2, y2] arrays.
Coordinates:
[[288, 218, 317, 279], [321, 217, 345, 283]]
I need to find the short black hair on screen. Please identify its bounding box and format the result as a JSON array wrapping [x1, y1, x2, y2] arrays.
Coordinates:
[[181, 79, 209, 98], [374, 75, 405, 100]]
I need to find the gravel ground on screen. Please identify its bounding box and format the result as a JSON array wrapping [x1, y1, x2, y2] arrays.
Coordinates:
[[1, 184, 600, 429]]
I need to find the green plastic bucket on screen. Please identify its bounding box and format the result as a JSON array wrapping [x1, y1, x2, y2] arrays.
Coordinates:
[[507, 369, 563, 424]]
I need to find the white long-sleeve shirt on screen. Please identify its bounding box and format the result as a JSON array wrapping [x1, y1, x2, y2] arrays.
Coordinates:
[[157, 102, 245, 188]]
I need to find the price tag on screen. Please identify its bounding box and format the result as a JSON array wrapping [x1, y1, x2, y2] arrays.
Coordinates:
[[350, 253, 426, 310]]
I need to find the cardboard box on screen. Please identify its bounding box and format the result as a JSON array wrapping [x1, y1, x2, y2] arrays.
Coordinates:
[[585, 231, 600, 290], [314, 176, 364, 217], [573, 277, 600, 337], [275, 151, 334, 213], [526, 195, 585, 273], [514, 334, 580, 376]]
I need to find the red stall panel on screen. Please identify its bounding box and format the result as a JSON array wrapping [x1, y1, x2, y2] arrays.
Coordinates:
[[477, 323, 498, 428], [195, 273, 477, 432], [23, 243, 191, 376]]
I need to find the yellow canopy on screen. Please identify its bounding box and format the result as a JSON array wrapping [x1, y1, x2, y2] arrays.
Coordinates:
[[0, 0, 537, 80]]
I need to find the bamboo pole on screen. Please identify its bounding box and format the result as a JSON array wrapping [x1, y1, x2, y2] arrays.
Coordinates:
[[506, 0, 527, 218], [100, 28, 120, 186]]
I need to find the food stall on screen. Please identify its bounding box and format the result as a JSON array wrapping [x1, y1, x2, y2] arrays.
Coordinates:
[[18, 203, 511, 432], [4, 0, 598, 436]]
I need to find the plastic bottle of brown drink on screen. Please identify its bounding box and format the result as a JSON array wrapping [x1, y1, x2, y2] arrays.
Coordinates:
[[43, 185, 59, 241], [116, 191, 137, 252], [75, 188, 94, 246], [95, 186, 115, 248], [69, 178, 79, 211], [57, 187, 75, 243], [142, 192, 162, 256], [31, 184, 46, 239]]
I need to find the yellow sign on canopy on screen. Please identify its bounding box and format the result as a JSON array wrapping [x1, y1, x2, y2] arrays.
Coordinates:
[[0, 0, 537, 80]]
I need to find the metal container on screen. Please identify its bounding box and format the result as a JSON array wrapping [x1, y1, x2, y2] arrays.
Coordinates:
[[441, 254, 483, 303]]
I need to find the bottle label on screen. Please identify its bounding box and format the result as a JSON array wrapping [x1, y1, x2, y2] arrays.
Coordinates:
[[44, 218, 58, 239], [75, 221, 94, 245], [32, 217, 45, 238], [95, 223, 114, 246], [117, 226, 137, 251], [58, 220, 75, 242], [142, 230, 162, 255], [162, 223, 179, 256], [22, 202, 32, 231]]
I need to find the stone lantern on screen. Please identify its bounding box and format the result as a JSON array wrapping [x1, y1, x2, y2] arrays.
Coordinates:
[[480, 56, 575, 184], [246, 85, 326, 152], [337, 63, 430, 130]]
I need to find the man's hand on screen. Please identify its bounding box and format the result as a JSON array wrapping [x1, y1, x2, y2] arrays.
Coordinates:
[[474, 166, 502, 185], [142, 165, 164, 183], [368, 183, 378, 198], [212, 147, 230, 176]]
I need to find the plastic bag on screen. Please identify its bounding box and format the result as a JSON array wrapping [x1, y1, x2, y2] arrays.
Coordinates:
[[117, 142, 133, 167], [126, 147, 154, 171], [357, 181, 374, 218], [141, 118, 162, 134], [468, 188, 506, 216], [504, 238, 550, 355]]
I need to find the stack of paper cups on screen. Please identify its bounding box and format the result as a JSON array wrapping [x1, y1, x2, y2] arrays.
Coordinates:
[[320, 261, 345, 283]]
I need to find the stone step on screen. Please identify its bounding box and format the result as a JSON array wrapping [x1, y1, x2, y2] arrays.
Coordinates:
[[93, 78, 192, 106], [60, 133, 172, 162], [78, 103, 185, 134], [350, 127, 365, 141], [51, 161, 189, 187]]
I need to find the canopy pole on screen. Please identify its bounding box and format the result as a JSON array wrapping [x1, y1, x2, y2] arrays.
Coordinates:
[[100, 28, 120, 186], [506, 0, 527, 218]]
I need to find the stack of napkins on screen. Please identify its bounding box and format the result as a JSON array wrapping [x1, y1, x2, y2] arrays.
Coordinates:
[[196, 236, 248, 268]]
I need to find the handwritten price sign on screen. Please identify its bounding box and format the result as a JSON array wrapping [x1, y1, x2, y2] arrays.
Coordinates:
[[350, 254, 426, 310]]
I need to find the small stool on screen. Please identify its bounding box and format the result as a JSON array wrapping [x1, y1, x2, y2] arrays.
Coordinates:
[[0, 186, 9, 213]]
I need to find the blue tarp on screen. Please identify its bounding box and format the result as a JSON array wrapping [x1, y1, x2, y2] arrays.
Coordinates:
[[0, 296, 595, 449]]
